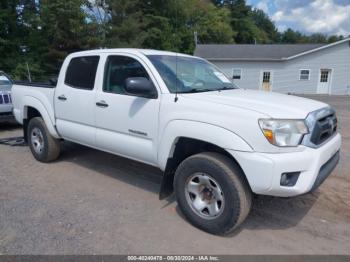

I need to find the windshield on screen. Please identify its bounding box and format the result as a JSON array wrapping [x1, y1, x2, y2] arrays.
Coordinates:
[[0, 74, 12, 86], [147, 55, 238, 93]]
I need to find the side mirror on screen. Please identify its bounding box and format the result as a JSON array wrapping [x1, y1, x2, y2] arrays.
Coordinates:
[[125, 77, 157, 99]]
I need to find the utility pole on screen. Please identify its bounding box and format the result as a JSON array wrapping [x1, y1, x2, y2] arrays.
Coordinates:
[[26, 62, 32, 83], [20, 45, 32, 82]]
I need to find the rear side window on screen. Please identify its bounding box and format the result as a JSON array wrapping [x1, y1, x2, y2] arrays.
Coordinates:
[[65, 56, 100, 90]]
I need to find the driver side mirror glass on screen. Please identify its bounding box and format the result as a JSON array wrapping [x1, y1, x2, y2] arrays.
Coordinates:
[[125, 77, 157, 99]]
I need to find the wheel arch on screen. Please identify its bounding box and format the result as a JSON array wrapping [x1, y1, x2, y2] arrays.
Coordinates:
[[158, 121, 253, 199], [22, 97, 60, 141], [158, 120, 253, 171]]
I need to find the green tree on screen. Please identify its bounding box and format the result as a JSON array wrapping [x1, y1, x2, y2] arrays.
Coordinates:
[[104, 0, 234, 54], [139, 0, 194, 53], [212, 0, 270, 43], [327, 35, 342, 43], [280, 28, 307, 43], [0, 0, 44, 80], [0, 1, 18, 73], [309, 33, 328, 43], [188, 0, 235, 44], [39, 0, 99, 77], [104, 0, 146, 48], [251, 8, 280, 43]]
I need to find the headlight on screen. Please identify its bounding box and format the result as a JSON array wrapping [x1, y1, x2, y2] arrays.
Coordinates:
[[259, 119, 309, 147]]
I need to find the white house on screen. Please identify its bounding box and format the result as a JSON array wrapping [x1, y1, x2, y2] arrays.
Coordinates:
[[194, 38, 350, 95]]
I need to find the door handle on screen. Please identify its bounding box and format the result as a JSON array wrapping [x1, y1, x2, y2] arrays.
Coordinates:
[[96, 101, 109, 108], [58, 95, 67, 101]]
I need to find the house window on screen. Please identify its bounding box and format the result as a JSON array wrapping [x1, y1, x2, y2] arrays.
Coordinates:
[[320, 70, 329, 82], [263, 71, 271, 83], [232, 68, 242, 80], [299, 69, 310, 81]]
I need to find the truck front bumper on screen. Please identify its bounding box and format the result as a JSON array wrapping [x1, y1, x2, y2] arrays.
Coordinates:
[[228, 133, 341, 197], [0, 111, 14, 122], [0, 103, 14, 122]]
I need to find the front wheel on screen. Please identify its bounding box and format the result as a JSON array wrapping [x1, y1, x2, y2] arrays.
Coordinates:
[[174, 152, 252, 235], [27, 117, 61, 162]]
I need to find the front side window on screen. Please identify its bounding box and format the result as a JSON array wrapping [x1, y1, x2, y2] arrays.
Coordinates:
[[299, 69, 310, 81], [65, 56, 100, 90], [147, 55, 238, 93], [103, 56, 150, 94]]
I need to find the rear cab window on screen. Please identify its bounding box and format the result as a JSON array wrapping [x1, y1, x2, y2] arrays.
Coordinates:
[[65, 56, 100, 90]]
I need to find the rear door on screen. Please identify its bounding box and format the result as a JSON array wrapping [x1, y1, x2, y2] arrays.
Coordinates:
[[95, 53, 161, 165], [54, 55, 100, 146]]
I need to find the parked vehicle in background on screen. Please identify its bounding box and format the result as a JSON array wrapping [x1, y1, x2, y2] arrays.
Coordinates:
[[0, 71, 14, 122], [11, 49, 341, 235]]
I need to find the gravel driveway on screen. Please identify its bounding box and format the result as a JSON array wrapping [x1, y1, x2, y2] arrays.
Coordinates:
[[0, 95, 349, 254]]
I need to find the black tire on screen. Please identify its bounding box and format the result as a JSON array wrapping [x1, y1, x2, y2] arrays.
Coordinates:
[[27, 117, 61, 162], [174, 152, 252, 235]]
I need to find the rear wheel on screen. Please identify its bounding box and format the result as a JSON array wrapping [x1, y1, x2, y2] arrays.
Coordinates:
[[27, 117, 60, 162], [174, 152, 252, 235]]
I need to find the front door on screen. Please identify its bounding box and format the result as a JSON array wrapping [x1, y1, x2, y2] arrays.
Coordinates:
[[261, 71, 272, 91], [95, 54, 160, 165], [317, 69, 331, 94]]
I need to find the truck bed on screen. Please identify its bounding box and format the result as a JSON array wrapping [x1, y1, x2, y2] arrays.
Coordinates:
[[11, 82, 56, 126], [13, 81, 56, 89]]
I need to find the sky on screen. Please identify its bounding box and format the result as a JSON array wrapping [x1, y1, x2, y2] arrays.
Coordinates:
[[247, 0, 350, 36]]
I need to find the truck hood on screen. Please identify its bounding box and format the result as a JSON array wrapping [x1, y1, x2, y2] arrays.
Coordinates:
[[181, 89, 328, 119], [0, 84, 12, 92]]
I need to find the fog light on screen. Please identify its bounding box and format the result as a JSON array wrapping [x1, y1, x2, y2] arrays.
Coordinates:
[[280, 172, 300, 187]]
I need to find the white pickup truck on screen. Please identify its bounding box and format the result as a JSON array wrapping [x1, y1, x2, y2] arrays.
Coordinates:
[[12, 49, 341, 235]]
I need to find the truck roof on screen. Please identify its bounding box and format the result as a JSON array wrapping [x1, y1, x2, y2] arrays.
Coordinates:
[[68, 48, 195, 58]]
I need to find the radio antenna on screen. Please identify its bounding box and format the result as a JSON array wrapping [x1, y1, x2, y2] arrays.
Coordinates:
[[174, 0, 179, 102]]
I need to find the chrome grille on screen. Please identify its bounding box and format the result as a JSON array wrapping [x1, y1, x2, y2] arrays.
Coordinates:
[[303, 107, 337, 148], [0, 93, 11, 104], [3, 94, 9, 103]]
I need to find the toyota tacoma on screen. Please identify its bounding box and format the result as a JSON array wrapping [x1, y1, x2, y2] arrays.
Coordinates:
[[11, 49, 341, 235]]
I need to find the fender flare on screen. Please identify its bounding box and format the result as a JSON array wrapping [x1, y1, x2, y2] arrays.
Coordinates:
[[157, 120, 253, 171], [22, 96, 60, 139]]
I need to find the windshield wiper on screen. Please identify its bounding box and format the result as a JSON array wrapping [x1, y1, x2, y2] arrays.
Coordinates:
[[180, 86, 237, 94], [181, 88, 213, 93], [218, 86, 237, 91]]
